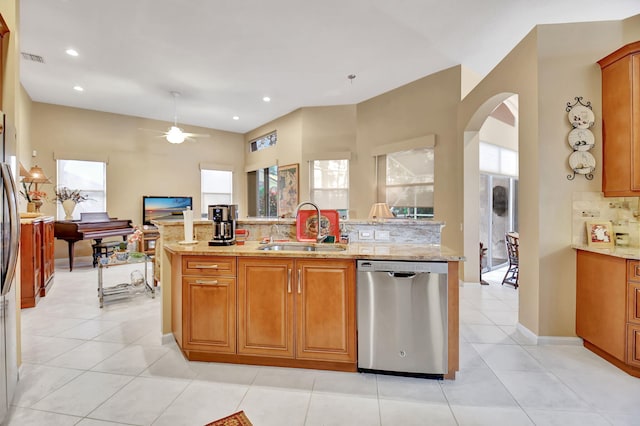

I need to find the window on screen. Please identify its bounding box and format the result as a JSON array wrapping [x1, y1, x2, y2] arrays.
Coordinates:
[[249, 131, 277, 153], [479, 142, 518, 176], [201, 169, 233, 216], [56, 159, 106, 220], [310, 159, 349, 218], [247, 166, 278, 217], [377, 148, 434, 219]]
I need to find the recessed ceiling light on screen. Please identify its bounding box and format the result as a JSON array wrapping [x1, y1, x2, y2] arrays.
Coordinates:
[[66, 48, 79, 57], [73, 85, 84, 92], [262, 96, 271, 102], [233, 116, 240, 120]]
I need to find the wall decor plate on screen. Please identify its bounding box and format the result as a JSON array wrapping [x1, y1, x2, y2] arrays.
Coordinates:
[[569, 150, 596, 174], [568, 105, 595, 129], [567, 128, 595, 151]]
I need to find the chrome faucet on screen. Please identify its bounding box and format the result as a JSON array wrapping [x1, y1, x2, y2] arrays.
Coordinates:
[[269, 224, 279, 243], [294, 201, 326, 243]]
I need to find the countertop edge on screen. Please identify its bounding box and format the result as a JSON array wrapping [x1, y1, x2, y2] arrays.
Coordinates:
[[164, 241, 465, 262], [572, 244, 640, 260]]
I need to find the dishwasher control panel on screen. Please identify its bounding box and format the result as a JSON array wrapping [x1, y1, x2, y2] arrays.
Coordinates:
[[357, 260, 448, 274]]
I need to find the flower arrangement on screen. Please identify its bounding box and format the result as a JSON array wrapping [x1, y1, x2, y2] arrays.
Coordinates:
[[20, 182, 47, 202], [127, 226, 144, 245], [53, 187, 90, 204]]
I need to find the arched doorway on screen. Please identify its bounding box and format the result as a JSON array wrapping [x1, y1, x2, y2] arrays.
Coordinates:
[[462, 93, 519, 284]]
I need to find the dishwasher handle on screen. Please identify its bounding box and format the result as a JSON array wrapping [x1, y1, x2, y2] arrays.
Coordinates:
[[388, 272, 417, 279]]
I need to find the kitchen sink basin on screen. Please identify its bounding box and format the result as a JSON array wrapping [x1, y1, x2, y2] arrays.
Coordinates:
[[257, 243, 347, 252]]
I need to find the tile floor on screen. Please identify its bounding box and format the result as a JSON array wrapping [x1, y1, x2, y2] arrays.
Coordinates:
[[7, 259, 640, 425]]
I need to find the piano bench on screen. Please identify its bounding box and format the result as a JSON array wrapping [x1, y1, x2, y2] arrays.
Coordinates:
[[92, 241, 122, 267]]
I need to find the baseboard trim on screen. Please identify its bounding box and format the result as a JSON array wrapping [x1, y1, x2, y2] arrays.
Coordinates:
[[516, 322, 583, 346], [161, 333, 175, 345]]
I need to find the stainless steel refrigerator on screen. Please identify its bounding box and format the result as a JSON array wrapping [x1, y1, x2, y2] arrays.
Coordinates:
[[0, 111, 20, 422]]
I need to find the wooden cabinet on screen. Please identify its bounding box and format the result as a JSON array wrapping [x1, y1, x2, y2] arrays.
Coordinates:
[[576, 250, 640, 377], [137, 227, 160, 256], [295, 259, 356, 362], [41, 217, 55, 296], [237, 258, 294, 357], [598, 41, 640, 196], [628, 282, 640, 324], [628, 325, 640, 368], [20, 216, 55, 308], [20, 220, 43, 308], [179, 256, 236, 353], [237, 257, 356, 364]]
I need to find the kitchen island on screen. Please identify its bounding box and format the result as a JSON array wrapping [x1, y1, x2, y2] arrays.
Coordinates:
[[163, 240, 463, 379]]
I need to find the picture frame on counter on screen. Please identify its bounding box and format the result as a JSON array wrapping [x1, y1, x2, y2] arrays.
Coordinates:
[[277, 163, 299, 217], [586, 220, 614, 248]]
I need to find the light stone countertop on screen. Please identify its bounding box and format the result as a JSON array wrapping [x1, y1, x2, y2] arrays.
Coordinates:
[[573, 244, 640, 260], [164, 240, 464, 262]]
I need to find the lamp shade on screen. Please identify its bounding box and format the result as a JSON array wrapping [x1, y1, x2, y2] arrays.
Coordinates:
[[23, 165, 52, 184], [368, 202, 394, 220]]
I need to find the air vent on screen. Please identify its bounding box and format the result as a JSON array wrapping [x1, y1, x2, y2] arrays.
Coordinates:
[[21, 52, 45, 63]]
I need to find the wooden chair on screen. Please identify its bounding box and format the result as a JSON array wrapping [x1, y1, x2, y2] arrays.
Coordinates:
[[502, 232, 519, 289]]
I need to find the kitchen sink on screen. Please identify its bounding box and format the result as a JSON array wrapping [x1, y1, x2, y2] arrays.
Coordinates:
[[257, 242, 347, 252]]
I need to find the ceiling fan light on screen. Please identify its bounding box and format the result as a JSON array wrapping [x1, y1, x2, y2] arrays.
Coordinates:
[[166, 126, 185, 144]]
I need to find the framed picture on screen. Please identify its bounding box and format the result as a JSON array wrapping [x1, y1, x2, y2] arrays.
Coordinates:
[[278, 163, 299, 217], [586, 221, 614, 248]]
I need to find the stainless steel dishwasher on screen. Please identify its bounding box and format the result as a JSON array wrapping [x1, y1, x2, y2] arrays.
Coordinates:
[[357, 260, 448, 378]]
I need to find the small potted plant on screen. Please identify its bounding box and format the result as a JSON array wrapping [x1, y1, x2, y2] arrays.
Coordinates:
[[53, 187, 90, 220], [114, 242, 129, 262]]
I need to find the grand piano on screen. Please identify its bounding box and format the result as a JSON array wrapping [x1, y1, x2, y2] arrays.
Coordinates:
[[54, 212, 134, 271]]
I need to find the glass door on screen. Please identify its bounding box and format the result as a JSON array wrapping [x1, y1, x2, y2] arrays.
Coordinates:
[[480, 173, 518, 272]]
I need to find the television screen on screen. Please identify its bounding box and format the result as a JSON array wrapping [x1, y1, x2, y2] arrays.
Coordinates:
[[142, 196, 193, 225]]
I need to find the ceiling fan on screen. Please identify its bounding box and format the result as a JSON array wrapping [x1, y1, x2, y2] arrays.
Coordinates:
[[150, 91, 210, 144]]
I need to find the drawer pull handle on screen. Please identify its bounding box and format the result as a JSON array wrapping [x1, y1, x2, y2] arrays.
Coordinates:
[[194, 264, 219, 269], [195, 280, 219, 285], [297, 269, 301, 294], [287, 269, 291, 293]]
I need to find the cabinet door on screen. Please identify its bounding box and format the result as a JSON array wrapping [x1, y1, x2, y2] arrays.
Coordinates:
[[41, 219, 55, 295], [576, 250, 627, 361], [627, 324, 640, 368], [237, 258, 294, 358], [629, 283, 640, 325], [19, 223, 38, 308], [599, 43, 640, 196], [295, 259, 356, 362], [183, 276, 236, 353], [632, 53, 640, 191]]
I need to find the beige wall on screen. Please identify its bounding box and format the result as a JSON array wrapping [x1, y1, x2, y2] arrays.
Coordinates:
[[479, 115, 518, 151], [29, 103, 245, 258], [355, 66, 464, 251], [300, 105, 357, 209], [460, 17, 638, 337], [460, 29, 540, 333], [1, 0, 23, 368]]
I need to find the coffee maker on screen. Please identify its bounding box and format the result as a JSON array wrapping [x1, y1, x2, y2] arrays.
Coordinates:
[[208, 204, 238, 246]]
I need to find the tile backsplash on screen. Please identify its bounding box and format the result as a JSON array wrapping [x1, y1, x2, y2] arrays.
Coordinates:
[[572, 192, 640, 247]]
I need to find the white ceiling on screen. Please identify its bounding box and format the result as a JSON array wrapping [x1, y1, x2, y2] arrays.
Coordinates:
[[19, 0, 640, 134]]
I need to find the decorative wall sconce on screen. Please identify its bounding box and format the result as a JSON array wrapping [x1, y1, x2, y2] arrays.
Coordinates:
[[566, 96, 595, 181]]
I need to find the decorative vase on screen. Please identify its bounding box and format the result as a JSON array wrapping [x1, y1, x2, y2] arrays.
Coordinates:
[[62, 199, 76, 220], [27, 202, 36, 213], [33, 199, 43, 213]]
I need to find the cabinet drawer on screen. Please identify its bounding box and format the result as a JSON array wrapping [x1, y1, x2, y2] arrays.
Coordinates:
[[629, 283, 640, 324], [627, 261, 640, 282], [182, 256, 236, 276], [627, 324, 640, 368]]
